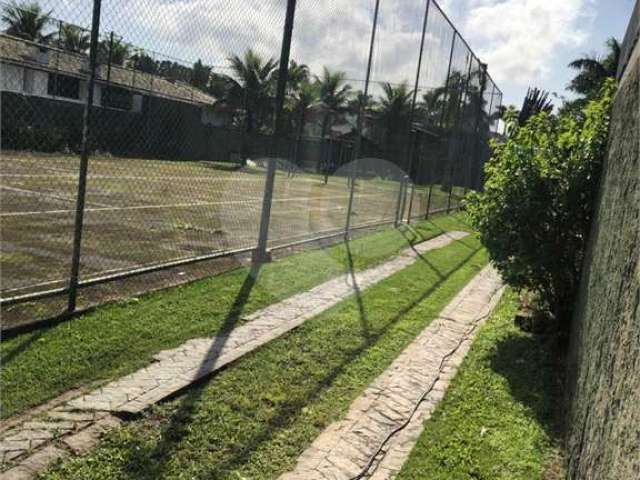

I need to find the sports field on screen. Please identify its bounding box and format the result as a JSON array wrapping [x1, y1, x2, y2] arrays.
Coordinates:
[[0, 151, 455, 300]]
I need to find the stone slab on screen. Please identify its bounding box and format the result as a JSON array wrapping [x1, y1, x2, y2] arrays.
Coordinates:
[[279, 265, 504, 480]]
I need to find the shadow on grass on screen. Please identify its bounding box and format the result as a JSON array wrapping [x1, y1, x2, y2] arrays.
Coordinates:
[[398, 226, 478, 280], [0, 329, 45, 365], [120, 240, 481, 479], [124, 263, 261, 479], [345, 240, 371, 341], [489, 332, 564, 445]]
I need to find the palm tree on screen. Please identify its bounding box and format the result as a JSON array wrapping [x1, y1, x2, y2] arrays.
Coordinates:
[[191, 59, 211, 90], [434, 70, 468, 129], [314, 67, 351, 182], [518, 87, 553, 125], [290, 80, 318, 165], [130, 50, 158, 74], [348, 90, 374, 112], [377, 82, 413, 146], [568, 37, 620, 98], [315, 67, 351, 140], [57, 23, 89, 53], [2, 1, 52, 42], [375, 82, 414, 171], [221, 49, 278, 135], [291, 80, 317, 135], [419, 88, 447, 126], [98, 37, 130, 66], [284, 59, 309, 94]]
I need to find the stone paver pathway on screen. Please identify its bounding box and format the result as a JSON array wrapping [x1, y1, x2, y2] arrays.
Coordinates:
[[279, 265, 504, 480], [0, 231, 467, 479]]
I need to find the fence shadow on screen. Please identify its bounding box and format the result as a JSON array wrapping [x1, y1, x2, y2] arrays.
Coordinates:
[[120, 242, 481, 478], [0, 329, 45, 365], [121, 263, 261, 479], [345, 240, 371, 341]]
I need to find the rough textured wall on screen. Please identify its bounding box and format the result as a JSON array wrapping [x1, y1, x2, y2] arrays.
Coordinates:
[[566, 37, 640, 479]]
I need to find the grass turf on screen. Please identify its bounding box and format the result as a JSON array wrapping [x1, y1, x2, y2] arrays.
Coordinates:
[[396, 289, 565, 480], [41, 229, 487, 479], [1, 213, 470, 419], [1, 151, 456, 296]]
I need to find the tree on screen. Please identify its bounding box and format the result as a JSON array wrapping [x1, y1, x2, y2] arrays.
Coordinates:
[[377, 82, 413, 142], [290, 80, 318, 166], [225, 49, 278, 134], [211, 49, 278, 138], [130, 51, 158, 74], [563, 37, 620, 114], [568, 38, 620, 98], [348, 90, 374, 112], [466, 80, 616, 333], [437, 70, 468, 129], [420, 88, 447, 126], [291, 80, 317, 135], [98, 36, 130, 66], [2, 1, 52, 42], [57, 23, 89, 53], [283, 59, 309, 94], [191, 59, 211, 90], [518, 87, 553, 126], [158, 60, 191, 82], [315, 67, 351, 140], [312, 67, 351, 182]]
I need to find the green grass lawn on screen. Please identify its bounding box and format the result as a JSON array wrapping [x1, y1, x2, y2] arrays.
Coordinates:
[[1, 214, 471, 419], [42, 231, 487, 479], [396, 289, 565, 480]]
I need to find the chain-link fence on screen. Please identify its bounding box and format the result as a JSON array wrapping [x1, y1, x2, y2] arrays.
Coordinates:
[[0, 0, 502, 328]]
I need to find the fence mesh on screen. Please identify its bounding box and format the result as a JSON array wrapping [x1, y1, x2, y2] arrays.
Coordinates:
[[0, 0, 502, 328]]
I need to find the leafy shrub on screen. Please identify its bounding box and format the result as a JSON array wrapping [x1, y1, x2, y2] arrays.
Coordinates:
[[466, 79, 616, 331]]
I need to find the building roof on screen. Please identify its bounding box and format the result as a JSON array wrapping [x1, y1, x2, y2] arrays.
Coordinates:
[[0, 34, 216, 106]]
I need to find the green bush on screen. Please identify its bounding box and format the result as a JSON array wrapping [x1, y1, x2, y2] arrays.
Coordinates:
[[467, 79, 616, 331]]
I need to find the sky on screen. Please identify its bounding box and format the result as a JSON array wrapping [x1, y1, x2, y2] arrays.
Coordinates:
[[36, 0, 637, 108], [437, 0, 636, 107]]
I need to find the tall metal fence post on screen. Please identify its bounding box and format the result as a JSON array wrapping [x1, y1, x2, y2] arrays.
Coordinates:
[[394, 171, 406, 227], [407, 130, 423, 224], [439, 32, 457, 129], [457, 55, 480, 194], [396, 0, 430, 228], [439, 31, 457, 216], [425, 183, 434, 219], [445, 50, 473, 213], [253, 0, 297, 264], [453, 54, 475, 208], [406, 183, 416, 224], [67, 0, 103, 313], [470, 62, 489, 190], [344, 0, 381, 238], [402, 176, 410, 218]]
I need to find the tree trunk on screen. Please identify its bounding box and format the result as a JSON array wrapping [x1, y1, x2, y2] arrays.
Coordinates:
[[293, 107, 305, 169], [320, 112, 331, 180]]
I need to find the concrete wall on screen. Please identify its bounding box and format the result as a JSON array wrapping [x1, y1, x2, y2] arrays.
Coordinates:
[[566, 26, 640, 480]]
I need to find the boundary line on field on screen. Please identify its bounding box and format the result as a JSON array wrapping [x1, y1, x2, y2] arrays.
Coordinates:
[[1, 205, 458, 322], [0, 186, 114, 209], [0, 192, 388, 217], [0, 211, 395, 296], [0, 216, 407, 309]]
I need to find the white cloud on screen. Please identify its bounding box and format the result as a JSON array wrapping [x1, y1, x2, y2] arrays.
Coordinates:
[[94, 0, 434, 95], [44, 0, 592, 102], [461, 0, 595, 86]]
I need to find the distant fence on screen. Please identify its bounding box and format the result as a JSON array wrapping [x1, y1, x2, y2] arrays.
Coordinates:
[[0, 0, 502, 328]]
